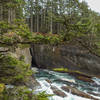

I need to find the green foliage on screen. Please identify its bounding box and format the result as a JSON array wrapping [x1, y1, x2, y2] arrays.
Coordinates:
[[34, 91, 53, 100], [31, 33, 63, 45], [0, 19, 32, 44], [0, 86, 52, 100], [0, 21, 10, 34], [0, 86, 32, 100], [14, 19, 31, 39], [19, 55, 25, 61], [0, 84, 5, 93], [18, 44, 30, 49], [0, 54, 32, 84]]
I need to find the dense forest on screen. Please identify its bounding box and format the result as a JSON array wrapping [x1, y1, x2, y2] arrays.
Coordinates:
[[1, 0, 100, 47], [0, 0, 100, 100]]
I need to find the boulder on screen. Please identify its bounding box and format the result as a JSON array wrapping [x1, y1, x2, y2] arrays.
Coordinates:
[[61, 86, 99, 100], [51, 85, 67, 97], [45, 79, 52, 84], [76, 76, 94, 83]]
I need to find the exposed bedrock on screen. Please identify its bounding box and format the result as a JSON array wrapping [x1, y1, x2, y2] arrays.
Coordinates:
[[31, 44, 100, 76]]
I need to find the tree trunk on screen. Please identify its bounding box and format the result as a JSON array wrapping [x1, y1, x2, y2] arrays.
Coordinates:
[[50, 1, 53, 34], [36, 14, 39, 32], [30, 14, 33, 32], [0, 5, 3, 21], [8, 8, 11, 23]]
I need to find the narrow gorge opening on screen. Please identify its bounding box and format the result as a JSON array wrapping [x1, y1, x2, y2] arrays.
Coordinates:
[[30, 47, 38, 67]]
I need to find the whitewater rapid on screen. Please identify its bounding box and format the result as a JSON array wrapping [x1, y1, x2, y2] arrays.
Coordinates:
[[34, 69, 100, 100]]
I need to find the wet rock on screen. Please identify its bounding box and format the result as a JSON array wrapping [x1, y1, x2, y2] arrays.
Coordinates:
[[61, 86, 99, 100], [45, 79, 52, 84], [88, 92, 100, 97], [67, 72, 94, 83], [77, 76, 94, 83], [54, 79, 77, 87], [51, 85, 67, 98]]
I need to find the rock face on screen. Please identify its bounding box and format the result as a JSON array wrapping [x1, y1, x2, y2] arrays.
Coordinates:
[[31, 44, 100, 76], [11, 47, 32, 65], [0, 47, 39, 89], [0, 46, 32, 65]]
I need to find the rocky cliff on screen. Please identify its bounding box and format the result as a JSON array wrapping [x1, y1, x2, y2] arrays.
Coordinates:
[[11, 47, 32, 65], [31, 44, 100, 76], [0, 46, 39, 89]]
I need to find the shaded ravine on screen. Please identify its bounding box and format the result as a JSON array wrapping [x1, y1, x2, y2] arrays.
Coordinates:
[[34, 69, 100, 100]]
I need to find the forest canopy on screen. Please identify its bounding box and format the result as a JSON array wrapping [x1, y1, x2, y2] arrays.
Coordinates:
[[0, 0, 100, 47]]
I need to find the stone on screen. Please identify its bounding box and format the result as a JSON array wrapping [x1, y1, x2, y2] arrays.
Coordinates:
[[87, 92, 100, 97], [61, 86, 99, 100], [77, 76, 94, 83], [45, 79, 52, 84], [51, 85, 67, 97]]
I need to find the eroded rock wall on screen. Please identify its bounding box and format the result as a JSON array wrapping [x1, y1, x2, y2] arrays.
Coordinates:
[[31, 44, 100, 76]]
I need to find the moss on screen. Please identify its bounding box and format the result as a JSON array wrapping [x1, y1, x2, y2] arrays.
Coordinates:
[[0, 84, 5, 93], [19, 55, 25, 61], [73, 70, 83, 74], [53, 68, 84, 74], [18, 44, 30, 49], [53, 68, 68, 72], [53, 68, 92, 78]]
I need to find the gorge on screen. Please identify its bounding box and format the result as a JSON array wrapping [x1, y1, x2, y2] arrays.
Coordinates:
[[30, 43, 100, 100]]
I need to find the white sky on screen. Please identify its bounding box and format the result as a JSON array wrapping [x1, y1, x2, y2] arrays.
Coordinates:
[[84, 0, 100, 13]]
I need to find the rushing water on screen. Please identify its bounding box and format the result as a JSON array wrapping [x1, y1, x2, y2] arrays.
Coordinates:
[[34, 69, 100, 100]]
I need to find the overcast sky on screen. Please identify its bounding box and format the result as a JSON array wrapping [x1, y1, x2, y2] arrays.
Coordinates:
[[84, 0, 100, 13]]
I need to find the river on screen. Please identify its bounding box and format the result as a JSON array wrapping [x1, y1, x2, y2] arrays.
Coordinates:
[[34, 69, 100, 100]]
